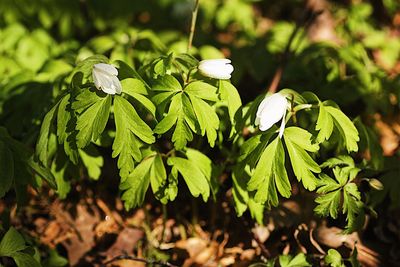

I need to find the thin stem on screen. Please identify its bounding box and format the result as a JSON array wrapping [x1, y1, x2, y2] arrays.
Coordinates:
[[290, 94, 298, 125], [187, 0, 200, 54], [161, 149, 175, 158]]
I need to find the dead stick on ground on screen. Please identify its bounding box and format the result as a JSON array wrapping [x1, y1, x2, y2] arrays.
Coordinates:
[[101, 255, 179, 267], [267, 9, 324, 93]]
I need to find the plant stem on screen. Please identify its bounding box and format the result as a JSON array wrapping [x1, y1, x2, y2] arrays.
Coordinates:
[[187, 0, 200, 54]]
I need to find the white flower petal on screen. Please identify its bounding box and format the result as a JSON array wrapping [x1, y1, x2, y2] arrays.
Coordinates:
[[92, 69, 102, 89], [93, 63, 118, 76], [110, 75, 122, 95], [255, 93, 288, 132], [92, 63, 122, 95], [198, 58, 234, 79]]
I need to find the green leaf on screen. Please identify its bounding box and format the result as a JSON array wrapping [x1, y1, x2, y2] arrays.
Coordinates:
[[279, 253, 311, 267], [151, 75, 182, 117], [185, 81, 218, 102], [219, 81, 242, 129], [175, 53, 199, 71], [325, 106, 359, 152], [11, 252, 42, 267], [154, 112, 178, 134], [121, 78, 156, 117], [321, 156, 360, 182], [0, 141, 14, 198], [79, 147, 103, 180], [284, 127, 321, 190], [73, 91, 111, 148], [42, 249, 68, 267], [74, 55, 108, 80], [247, 137, 291, 206], [154, 93, 180, 134], [112, 96, 155, 179], [349, 247, 361, 267], [28, 158, 57, 189], [36, 102, 59, 166], [188, 94, 219, 147], [316, 104, 334, 143], [56, 94, 79, 164], [248, 197, 265, 225], [314, 189, 341, 218], [115, 60, 149, 88], [172, 114, 193, 150], [149, 154, 168, 203], [0, 228, 26, 256], [325, 249, 345, 267], [152, 74, 182, 92], [186, 148, 218, 198], [181, 93, 199, 133], [121, 78, 147, 95], [154, 93, 193, 150], [315, 168, 364, 233], [239, 132, 274, 168], [284, 127, 319, 152], [343, 183, 363, 232], [120, 155, 154, 209], [232, 167, 250, 216], [316, 173, 342, 194], [280, 89, 307, 105], [56, 94, 71, 145], [166, 167, 178, 202], [51, 161, 70, 199], [167, 156, 210, 201]]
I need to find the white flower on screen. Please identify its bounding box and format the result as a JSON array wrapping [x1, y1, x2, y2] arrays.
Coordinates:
[[92, 63, 122, 95], [198, 59, 234, 79], [255, 93, 289, 138]]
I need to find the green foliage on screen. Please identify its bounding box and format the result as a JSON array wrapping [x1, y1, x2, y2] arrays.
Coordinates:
[[0, 127, 56, 200], [120, 153, 157, 210], [167, 154, 210, 202], [279, 253, 311, 267], [72, 91, 112, 148], [153, 75, 221, 149], [325, 249, 345, 267], [284, 127, 320, 190], [315, 162, 364, 233], [0, 228, 41, 267], [247, 137, 291, 206], [112, 95, 155, 179], [313, 98, 360, 153]]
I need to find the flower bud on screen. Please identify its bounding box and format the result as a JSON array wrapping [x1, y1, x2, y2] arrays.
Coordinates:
[[255, 93, 288, 138], [92, 63, 122, 95], [198, 59, 234, 80]]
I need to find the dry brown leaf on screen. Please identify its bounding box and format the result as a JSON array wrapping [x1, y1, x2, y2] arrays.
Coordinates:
[[314, 225, 381, 267], [104, 227, 143, 258], [374, 113, 400, 156], [61, 204, 99, 265]]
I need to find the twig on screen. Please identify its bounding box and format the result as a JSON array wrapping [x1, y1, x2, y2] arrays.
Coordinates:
[[267, 9, 324, 93], [187, 0, 200, 53], [101, 255, 178, 267]]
